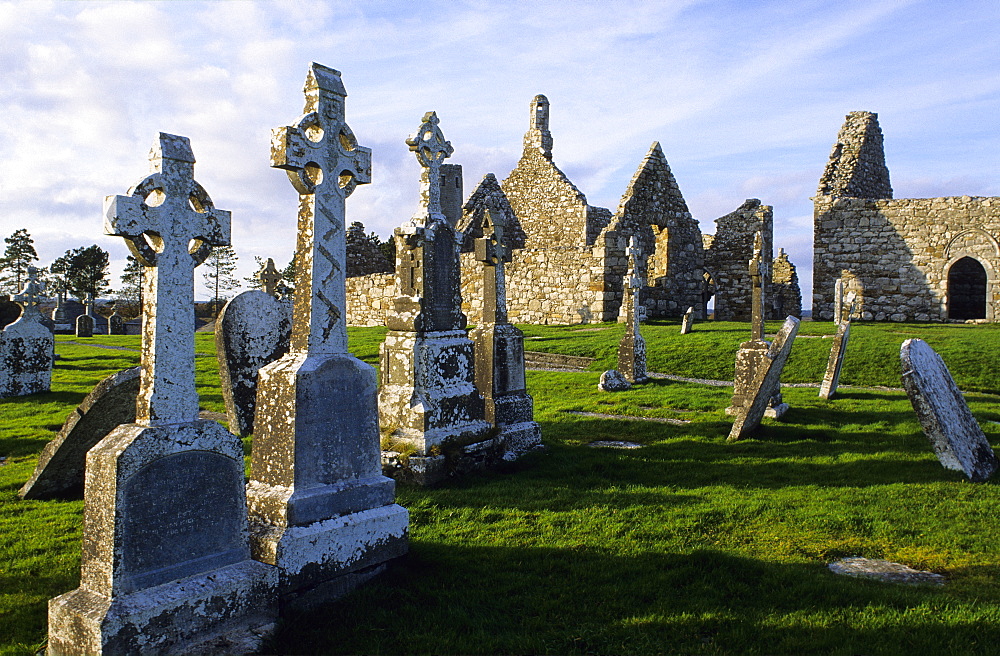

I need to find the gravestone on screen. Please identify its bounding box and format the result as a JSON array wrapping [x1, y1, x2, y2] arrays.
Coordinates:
[[216, 258, 292, 437], [819, 320, 851, 399], [247, 63, 408, 607], [468, 203, 542, 459], [598, 369, 631, 391], [726, 232, 788, 419], [0, 266, 54, 398], [900, 338, 999, 481], [75, 293, 95, 337], [617, 236, 648, 384], [48, 133, 278, 654], [108, 303, 126, 335], [833, 277, 844, 324], [379, 110, 491, 485], [680, 306, 694, 334], [51, 290, 71, 331], [20, 367, 140, 500], [728, 316, 800, 442]]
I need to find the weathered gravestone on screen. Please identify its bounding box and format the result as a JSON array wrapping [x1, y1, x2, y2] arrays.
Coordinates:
[[833, 277, 845, 324], [598, 369, 632, 392], [20, 367, 140, 500], [900, 338, 999, 482], [47, 133, 278, 655], [247, 63, 408, 608], [680, 306, 694, 334], [216, 258, 291, 437], [728, 316, 800, 442], [0, 267, 54, 398], [75, 293, 95, 337], [468, 202, 542, 459], [379, 111, 490, 485], [108, 302, 126, 335], [726, 232, 788, 419], [819, 320, 851, 400], [617, 236, 648, 385]]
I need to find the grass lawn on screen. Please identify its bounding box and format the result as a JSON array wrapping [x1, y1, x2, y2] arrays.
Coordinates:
[[3, 321, 1000, 654]]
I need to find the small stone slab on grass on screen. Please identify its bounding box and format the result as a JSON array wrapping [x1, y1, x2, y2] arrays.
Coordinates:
[[828, 557, 945, 586], [588, 440, 643, 449]]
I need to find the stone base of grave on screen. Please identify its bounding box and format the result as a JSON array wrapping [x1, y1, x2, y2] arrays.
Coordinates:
[[498, 421, 543, 460], [378, 329, 491, 456], [47, 559, 278, 656], [618, 332, 648, 384], [764, 402, 790, 419], [249, 503, 409, 609]]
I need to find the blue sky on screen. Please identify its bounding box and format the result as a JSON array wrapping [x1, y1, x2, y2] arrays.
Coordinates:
[[1, 0, 998, 303]]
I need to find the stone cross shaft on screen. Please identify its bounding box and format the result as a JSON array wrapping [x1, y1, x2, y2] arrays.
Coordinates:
[[258, 258, 281, 297], [84, 293, 94, 317], [271, 62, 371, 355], [749, 231, 767, 342], [11, 266, 45, 321], [475, 207, 512, 324], [624, 236, 643, 329], [406, 111, 454, 222], [104, 133, 231, 426]]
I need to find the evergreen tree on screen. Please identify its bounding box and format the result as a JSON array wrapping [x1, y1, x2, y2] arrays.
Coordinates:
[[117, 255, 144, 318], [202, 245, 239, 316], [0, 229, 39, 293], [59, 245, 111, 300]]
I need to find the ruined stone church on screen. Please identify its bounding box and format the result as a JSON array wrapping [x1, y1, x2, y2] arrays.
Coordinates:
[[813, 111, 1000, 322], [347, 95, 802, 326]]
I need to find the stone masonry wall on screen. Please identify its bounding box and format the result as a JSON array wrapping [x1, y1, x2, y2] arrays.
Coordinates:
[[346, 273, 395, 327], [771, 248, 802, 317], [705, 199, 774, 321]]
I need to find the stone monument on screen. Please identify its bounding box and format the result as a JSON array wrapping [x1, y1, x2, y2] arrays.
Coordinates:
[[378, 111, 491, 485], [108, 302, 126, 335], [51, 289, 71, 331], [47, 133, 278, 654], [728, 316, 800, 442], [833, 278, 845, 325], [468, 202, 542, 460], [216, 257, 292, 437], [680, 306, 694, 334], [901, 338, 999, 481], [246, 63, 408, 607], [617, 236, 648, 384], [75, 293, 95, 337], [819, 299, 855, 400], [0, 266, 54, 398]]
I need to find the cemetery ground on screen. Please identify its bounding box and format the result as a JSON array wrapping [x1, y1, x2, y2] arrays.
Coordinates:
[[3, 323, 1000, 654]]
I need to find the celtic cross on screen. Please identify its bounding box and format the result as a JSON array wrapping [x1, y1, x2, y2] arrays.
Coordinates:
[[258, 258, 281, 298], [11, 266, 45, 322], [749, 231, 767, 342], [475, 205, 513, 324], [105, 133, 231, 426], [623, 236, 644, 330], [406, 111, 453, 222], [271, 62, 371, 355]]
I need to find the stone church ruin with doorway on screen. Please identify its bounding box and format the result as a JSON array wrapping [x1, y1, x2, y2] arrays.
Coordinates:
[[346, 95, 801, 326], [812, 111, 1000, 322]]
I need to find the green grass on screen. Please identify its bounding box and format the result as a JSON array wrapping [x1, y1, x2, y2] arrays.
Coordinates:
[[3, 321, 1000, 654]]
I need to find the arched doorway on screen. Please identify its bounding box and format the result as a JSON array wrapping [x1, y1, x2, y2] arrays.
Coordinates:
[[948, 256, 987, 320]]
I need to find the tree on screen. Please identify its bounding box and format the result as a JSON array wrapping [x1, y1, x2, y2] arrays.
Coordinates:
[[59, 245, 111, 300], [0, 229, 39, 294], [116, 255, 144, 319], [202, 245, 240, 315]]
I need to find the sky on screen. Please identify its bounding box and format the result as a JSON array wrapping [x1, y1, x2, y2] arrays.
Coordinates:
[[1, 0, 999, 305]]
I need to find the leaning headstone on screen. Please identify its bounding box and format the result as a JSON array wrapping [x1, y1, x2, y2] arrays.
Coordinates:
[[728, 316, 800, 442], [0, 266, 55, 398], [247, 63, 408, 608], [378, 110, 491, 485], [680, 306, 694, 334], [819, 320, 851, 399], [47, 133, 278, 654], [617, 236, 648, 384], [75, 293, 95, 337], [20, 367, 140, 500], [900, 338, 999, 482], [469, 203, 542, 460], [216, 259, 292, 437], [598, 369, 631, 392]]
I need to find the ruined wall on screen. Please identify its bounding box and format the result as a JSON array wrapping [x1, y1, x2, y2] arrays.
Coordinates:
[[705, 199, 773, 321], [771, 248, 802, 318], [346, 273, 396, 327], [813, 111, 1000, 321]]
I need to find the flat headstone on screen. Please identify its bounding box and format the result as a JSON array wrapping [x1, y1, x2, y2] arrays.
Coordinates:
[[216, 290, 291, 436], [900, 338, 998, 481], [828, 557, 945, 586], [728, 316, 799, 441], [19, 367, 140, 500], [819, 321, 851, 399], [598, 369, 631, 392]]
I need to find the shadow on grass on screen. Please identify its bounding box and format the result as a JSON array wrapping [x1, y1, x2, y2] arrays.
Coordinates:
[[265, 545, 990, 655]]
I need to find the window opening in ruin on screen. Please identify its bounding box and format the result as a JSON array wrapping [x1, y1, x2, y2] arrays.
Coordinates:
[[703, 270, 716, 320], [948, 256, 987, 320]]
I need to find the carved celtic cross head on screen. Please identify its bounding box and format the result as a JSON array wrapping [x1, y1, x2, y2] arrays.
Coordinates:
[[406, 111, 454, 216], [11, 266, 45, 319]]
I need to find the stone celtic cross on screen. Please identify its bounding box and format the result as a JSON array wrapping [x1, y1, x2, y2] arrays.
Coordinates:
[[258, 258, 281, 298], [11, 266, 45, 322], [271, 62, 371, 355], [749, 231, 768, 342], [84, 293, 94, 317], [105, 133, 231, 426], [406, 111, 453, 222], [626, 236, 643, 290], [475, 205, 513, 324]]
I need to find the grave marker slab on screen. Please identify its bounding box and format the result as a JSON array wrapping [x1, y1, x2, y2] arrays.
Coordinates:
[[48, 133, 277, 654], [900, 338, 998, 481], [728, 316, 800, 442], [20, 367, 139, 500], [75, 293, 95, 337], [680, 306, 694, 334], [0, 267, 54, 398], [819, 320, 851, 399]]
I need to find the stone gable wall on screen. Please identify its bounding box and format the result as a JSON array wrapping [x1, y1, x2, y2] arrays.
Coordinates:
[[705, 199, 774, 321], [771, 249, 802, 318]]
